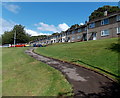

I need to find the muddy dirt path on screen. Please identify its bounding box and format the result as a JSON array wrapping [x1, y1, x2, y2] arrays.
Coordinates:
[[25, 48, 120, 97]]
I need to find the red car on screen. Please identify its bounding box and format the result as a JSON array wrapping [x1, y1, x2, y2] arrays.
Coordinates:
[[10, 44, 26, 47], [15, 44, 26, 47]]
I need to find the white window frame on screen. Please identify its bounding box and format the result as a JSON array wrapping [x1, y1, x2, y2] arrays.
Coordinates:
[[116, 15, 120, 21], [72, 36, 75, 40], [101, 18, 109, 25], [78, 29, 81, 32], [72, 31, 75, 34], [89, 22, 95, 28], [117, 27, 120, 34], [77, 35, 81, 39], [101, 29, 109, 36]]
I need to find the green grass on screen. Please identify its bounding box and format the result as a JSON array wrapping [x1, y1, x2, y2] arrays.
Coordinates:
[[35, 38, 120, 80], [0, 47, 2, 97], [2, 47, 72, 96]]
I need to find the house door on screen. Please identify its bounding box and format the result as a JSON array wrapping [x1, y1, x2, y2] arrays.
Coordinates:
[[83, 34, 87, 41], [93, 33, 96, 40]]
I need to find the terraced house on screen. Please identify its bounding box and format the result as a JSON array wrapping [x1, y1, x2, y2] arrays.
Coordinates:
[[36, 10, 120, 45], [87, 12, 120, 40]]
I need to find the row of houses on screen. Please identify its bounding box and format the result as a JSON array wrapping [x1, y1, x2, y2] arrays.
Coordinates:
[[33, 11, 120, 45]]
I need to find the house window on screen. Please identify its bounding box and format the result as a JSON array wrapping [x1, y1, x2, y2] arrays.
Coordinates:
[[77, 35, 81, 39], [78, 29, 81, 32], [101, 30, 109, 36], [116, 15, 120, 21], [67, 32, 70, 35], [72, 31, 75, 34], [101, 18, 109, 25], [72, 36, 75, 40], [89, 22, 95, 28], [117, 27, 120, 34]]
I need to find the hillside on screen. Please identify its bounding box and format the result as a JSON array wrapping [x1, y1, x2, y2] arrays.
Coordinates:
[[35, 38, 120, 80], [2, 47, 72, 96]]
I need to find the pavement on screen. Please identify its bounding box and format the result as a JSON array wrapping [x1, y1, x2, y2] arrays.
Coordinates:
[[25, 48, 120, 97]]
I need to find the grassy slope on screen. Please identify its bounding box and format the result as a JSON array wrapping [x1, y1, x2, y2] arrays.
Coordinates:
[[2, 47, 72, 96], [35, 38, 119, 80], [0, 48, 2, 96]]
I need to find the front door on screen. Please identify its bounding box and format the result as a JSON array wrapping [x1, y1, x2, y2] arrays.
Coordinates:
[[83, 34, 87, 41]]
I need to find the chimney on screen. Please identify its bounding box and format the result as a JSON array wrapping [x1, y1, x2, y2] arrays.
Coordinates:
[[104, 11, 108, 16], [85, 21, 87, 24]]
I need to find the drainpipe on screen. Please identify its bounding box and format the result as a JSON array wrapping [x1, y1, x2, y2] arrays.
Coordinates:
[[87, 23, 89, 41]]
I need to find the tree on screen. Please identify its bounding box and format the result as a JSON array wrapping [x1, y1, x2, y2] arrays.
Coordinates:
[[52, 32, 59, 35], [30, 35, 47, 41], [70, 24, 79, 30], [89, 5, 120, 21], [2, 24, 30, 45], [2, 31, 14, 45]]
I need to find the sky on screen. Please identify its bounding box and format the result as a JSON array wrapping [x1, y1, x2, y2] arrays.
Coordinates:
[[1, 2, 119, 36]]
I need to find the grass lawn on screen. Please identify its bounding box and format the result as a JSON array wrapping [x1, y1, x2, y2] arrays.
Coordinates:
[[2, 47, 72, 96], [0, 47, 2, 96], [35, 38, 120, 81]]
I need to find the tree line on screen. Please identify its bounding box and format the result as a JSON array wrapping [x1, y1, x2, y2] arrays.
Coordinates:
[[2, 25, 47, 45]]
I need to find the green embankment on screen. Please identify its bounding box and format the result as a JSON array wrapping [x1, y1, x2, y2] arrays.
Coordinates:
[[2, 47, 72, 96], [35, 38, 120, 80]]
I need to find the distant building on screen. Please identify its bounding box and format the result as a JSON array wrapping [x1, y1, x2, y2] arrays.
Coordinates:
[[87, 12, 120, 40], [118, 1, 120, 8], [33, 11, 120, 45]]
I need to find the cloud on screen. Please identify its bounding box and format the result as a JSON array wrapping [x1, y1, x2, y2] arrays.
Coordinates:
[[80, 23, 84, 25], [25, 29, 50, 36], [1, 18, 50, 36], [37, 22, 59, 32], [0, 18, 16, 35], [2, 3, 20, 13], [36, 22, 70, 33], [58, 23, 69, 31]]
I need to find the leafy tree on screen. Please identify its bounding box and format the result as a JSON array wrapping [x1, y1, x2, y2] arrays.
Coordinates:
[[13, 25, 30, 43], [0, 36, 2, 45], [2, 31, 14, 45], [70, 24, 79, 30], [30, 35, 47, 41], [2, 24, 30, 45], [52, 32, 59, 35], [89, 5, 120, 21]]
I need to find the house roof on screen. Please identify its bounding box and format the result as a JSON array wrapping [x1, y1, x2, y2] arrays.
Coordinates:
[[88, 12, 120, 24]]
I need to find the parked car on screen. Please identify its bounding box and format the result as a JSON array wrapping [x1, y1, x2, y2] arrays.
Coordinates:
[[33, 44, 37, 47], [37, 44, 43, 47], [10, 45, 15, 47], [15, 44, 26, 47], [2, 44, 11, 47], [33, 44, 43, 47], [25, 44, 31, 47]]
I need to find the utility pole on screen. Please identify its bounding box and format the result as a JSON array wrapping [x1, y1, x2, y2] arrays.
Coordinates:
[[14, 30, 16, 47]]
